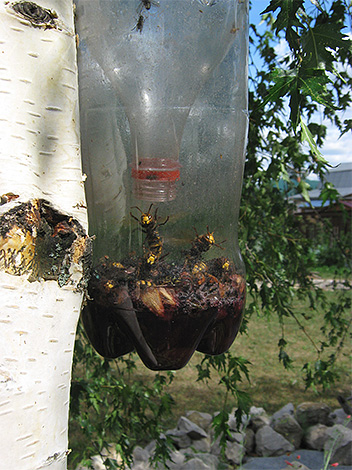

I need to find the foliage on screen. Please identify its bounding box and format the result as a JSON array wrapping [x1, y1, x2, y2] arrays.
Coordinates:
[[195, 353, 252, 455], [261, 0, 352, 133], [70, 1, 352, 467], [312, 228, 351, 269], [244, 0, 351, 390], [69, 325, 175, 468]]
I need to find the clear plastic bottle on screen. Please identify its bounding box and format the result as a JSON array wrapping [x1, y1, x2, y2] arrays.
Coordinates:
[[75, 0, 248, 370]]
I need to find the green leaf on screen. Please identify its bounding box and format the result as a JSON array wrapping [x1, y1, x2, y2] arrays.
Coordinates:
[[261, 0, 304, 50], [260, 69, 296, 108], [298, 69, 336, 110], [300, 118, 327, 163], [302, 22, 351, 70], [211, 409, 232, 457], [320, 182, 340, 206], [297, 179, 312, 203]]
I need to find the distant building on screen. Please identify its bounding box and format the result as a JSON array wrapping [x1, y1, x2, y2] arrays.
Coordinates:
[[291, 162, 352, 239]]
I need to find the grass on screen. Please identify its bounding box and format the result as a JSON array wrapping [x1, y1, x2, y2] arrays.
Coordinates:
[[311, 265, 352, 280], [68, 289, 351, 467], [126, 290, 351, 419]]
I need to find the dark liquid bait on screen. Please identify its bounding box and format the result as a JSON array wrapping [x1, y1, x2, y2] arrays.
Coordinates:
[[82, 255, 246, 370]]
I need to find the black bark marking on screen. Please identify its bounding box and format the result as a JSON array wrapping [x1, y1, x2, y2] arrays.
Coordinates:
[[0, 199, 92, 288], [9, 1, 59, 29]]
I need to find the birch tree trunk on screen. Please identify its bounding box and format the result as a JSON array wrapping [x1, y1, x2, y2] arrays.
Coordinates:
[[0, 1, 89, 468]]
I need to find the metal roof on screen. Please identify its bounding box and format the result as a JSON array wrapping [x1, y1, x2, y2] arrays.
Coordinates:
[[291, 162, 352, 201], [320, 162, 352, 194]]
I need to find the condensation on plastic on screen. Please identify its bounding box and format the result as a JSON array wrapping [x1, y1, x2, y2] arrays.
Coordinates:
[[75, 0, 249, 370]]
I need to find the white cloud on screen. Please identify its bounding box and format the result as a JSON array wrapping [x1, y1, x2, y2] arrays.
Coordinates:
[[314, 103, 352, 166], [274, 39, 290, 62], [320, 126, 352, 166]]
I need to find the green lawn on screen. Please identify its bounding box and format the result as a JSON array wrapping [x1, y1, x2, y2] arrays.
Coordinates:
[[68, 289, 351, 467], [128, 290, 351, 419]]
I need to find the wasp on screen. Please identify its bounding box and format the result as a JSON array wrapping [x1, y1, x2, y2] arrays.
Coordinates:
[[138, 0, 160, 12], [191, 261, 208, 285], [187, 226, 224, 260], [134, 14, 145, 33], [189, 261, 222, 290], [134, 0, 159, 33], [130, 204, 169, 266]]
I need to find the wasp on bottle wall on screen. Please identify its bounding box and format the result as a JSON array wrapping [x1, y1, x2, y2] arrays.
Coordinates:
[[83, 204, 246, 369], [186, 225, 224, 261], [134, 0, 160, 33], [138, 0, 160, 12], [130, 204, 169, 267], [134, 14, 145, 33]]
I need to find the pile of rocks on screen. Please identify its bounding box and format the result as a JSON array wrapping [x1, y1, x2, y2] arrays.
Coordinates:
[[78, 401, 352, 470]]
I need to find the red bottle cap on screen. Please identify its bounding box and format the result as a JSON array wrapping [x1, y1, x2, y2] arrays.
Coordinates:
[[132, 158, 180, 182]]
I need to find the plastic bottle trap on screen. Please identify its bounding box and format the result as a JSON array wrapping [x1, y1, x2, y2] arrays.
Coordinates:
[[82, 204, 246, 371]]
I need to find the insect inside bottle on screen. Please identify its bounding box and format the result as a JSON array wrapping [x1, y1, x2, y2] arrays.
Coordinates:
[[137, 0, 160, 13], [83, 207, 245, 369], [134, 0, 160, 33], [134, 14, 145, 33], [186, 226, 224, 261], [130, 204, 169, 268]]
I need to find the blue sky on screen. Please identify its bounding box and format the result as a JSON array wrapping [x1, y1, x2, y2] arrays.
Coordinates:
[[248, 1, 352, 168]]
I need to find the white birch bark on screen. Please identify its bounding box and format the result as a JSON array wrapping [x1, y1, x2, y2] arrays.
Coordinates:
[[0, 1, 88, 468]]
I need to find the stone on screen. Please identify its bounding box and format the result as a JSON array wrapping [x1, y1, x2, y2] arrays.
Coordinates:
[[225, 441, 245, 466], [228, 408, 250, 431], [210, 435, 221, 457], [324, 424, 352, 466], [330, 408, 352, 429], [227, 429, 255, 455], [179, 453, 219, 470], [89, 444, 124, 470], [249, 406, 271, 431], [280, 462, 310, 470], [78, 405, 352, 470], [242, 449, 325, 470], [144, 440, 156, 454], [194, 453, 219, 468], [164, 450, 186, 469], [271, 403, 295, 423], [151, 449, 186, 470], [180, 457, 213, 470], [100, 443, 122, 462], [295, 402, 331, 429], [144, 435, 169, 455], [186, 410, 213, 432], [303, 424, 329, 450], [251, 406, 267, 415], [271, 412, 303, 448], [255, 425, 295, 457], [227, 430, 245, 444], [244, 428, 255, 454], [133, 446, 150, 463], [228, 412, 240, 432], [166, 428, 192, 449], [190, 436, 211, 453], [177, 416, 208, 440], [133, 463, 150, 470], [90, 455, 106, 470]]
